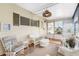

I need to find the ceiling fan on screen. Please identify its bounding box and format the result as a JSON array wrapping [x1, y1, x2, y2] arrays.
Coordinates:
[[42, 9, 52, 17]]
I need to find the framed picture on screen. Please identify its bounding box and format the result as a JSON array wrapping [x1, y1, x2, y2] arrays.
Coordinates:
[[3, 24, 11, 32]]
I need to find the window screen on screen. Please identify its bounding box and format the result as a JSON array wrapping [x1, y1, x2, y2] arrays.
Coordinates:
[[13, 13, 19, 26], [20, 16, 30, 25]]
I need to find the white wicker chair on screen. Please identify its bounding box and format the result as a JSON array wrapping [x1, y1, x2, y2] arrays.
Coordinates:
[[1, 36, 25, 56]]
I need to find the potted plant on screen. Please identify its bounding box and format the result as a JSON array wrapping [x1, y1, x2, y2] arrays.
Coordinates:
[[66, 35, 76, 48], [55, 27, 63, 34]]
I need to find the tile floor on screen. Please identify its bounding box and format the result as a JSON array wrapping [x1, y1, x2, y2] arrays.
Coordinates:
[[17, 43, 62, 56]]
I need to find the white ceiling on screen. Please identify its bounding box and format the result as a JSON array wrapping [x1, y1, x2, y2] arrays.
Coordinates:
[[17, 3, 56, 12], [16, 3, 77, 20]]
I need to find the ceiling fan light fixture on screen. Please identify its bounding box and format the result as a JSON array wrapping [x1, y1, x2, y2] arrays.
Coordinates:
[[42, 10, 52, 17]]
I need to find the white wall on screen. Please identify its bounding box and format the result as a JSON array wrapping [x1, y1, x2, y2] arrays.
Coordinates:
[[0, 3, 46, 55], [0, 4, 46, 38]]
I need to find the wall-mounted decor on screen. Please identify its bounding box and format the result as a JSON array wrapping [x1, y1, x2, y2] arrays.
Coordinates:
[[13, 13, 19, 26], [20, 16, 30, 25], [3, 24, 11, 32]]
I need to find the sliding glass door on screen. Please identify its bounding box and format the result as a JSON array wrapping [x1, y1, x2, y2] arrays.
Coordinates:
[[47, 20, 64, 35], [47, 19, 73, 35], [54, 20, 63, 34], [74, 16, 79, 34]]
